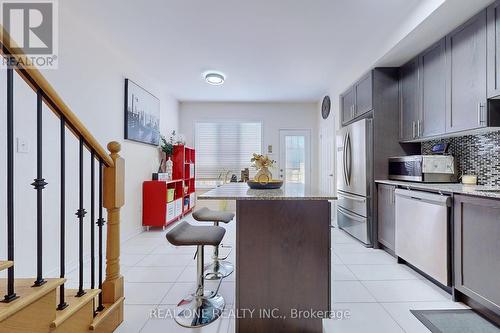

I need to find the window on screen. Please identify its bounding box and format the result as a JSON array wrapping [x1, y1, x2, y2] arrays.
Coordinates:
[[195, 121, 262, 179]]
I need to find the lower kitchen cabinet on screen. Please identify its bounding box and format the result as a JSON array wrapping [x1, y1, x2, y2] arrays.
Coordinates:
[[377, 184, 396, 252], [454, 195, 500, 322]]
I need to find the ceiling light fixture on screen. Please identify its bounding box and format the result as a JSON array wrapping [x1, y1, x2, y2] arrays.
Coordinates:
[[204, 72, 225, 85]]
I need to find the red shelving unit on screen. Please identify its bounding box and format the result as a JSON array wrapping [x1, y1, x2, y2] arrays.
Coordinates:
[[142, 145, 196, 229], [173, 145, 196, 215]]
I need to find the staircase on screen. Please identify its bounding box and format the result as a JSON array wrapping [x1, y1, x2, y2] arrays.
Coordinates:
[[0, 26, 125, 332]]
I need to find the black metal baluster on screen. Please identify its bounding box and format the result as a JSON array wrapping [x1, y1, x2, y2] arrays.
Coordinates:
[[96, 158, 105, 311], [32, 90, 47, 287], [57, 117, 68, 310], [3, 61, 18, 303], [76, 137, 86, 297], [90, 152, 95, 290]]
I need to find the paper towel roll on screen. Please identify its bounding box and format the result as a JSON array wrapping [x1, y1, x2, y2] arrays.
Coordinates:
[[462, 175, 477, 185]]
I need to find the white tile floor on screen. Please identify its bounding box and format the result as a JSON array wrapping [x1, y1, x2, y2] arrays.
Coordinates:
[[79, 214, 468, 333]]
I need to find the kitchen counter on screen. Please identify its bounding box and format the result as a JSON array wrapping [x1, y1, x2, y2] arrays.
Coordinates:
[[375, 180, 500, 199], [198, 182, 337, 200]]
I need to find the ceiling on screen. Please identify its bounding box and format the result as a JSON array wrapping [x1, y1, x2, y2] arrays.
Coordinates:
[[62, 0, 489, 102]]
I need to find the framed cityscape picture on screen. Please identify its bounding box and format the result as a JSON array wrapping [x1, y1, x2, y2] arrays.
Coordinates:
[[124, 79, 160, 146]]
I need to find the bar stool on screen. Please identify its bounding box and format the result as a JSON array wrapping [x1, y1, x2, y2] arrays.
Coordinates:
[[192, 207, 235, 280], [166, 221, 226, 327]]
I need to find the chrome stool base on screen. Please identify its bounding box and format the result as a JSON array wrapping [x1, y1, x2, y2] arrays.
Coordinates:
[[204, 260, 234, 280], [174, 292, 225, 328]]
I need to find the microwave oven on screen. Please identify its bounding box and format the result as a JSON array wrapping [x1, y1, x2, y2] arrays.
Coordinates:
[[388, 155, 456, 183]]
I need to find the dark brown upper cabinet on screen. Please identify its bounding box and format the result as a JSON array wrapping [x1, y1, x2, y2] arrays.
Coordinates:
[[341, 86, 355, 125], [355, 72, 373, 116], [399, 8, 500, 142], [487, 1, 500, 98], [341, 71, 373, 126], [399, 58, 420, 141], [446, 10, 488, 133], [420, 38, 447, 137]]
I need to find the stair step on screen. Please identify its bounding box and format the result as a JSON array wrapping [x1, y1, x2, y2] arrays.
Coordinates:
[[51, 288, 101, 328], [0, 278, 65, 322], [89, 296, 125, 331], [0, 261, 13, 272]]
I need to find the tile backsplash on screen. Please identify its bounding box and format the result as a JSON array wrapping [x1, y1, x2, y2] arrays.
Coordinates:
[[421, 131, 500, 186]]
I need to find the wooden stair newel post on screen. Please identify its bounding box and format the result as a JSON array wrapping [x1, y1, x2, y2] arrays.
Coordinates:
[[102, 141, 125, 305]]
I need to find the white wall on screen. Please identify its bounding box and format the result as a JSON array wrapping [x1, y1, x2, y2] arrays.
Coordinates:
[[179, 102, 319, 187], [0, 3, 178, 278]]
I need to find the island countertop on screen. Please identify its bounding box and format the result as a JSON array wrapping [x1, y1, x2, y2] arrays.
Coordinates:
[[198, 182, 337, 200]]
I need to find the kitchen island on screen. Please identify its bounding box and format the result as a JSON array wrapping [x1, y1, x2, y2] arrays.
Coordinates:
[[199, 183, 336, 333]]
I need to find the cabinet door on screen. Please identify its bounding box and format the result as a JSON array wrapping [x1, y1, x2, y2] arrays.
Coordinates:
[[399, 58, 420, 141], [454, 195, 500, 316], [355, 72, 373, 116], [487, 0, 500, 97], [446, 11, 487, 133], [377, 184, 395, 251], [420, 39, 447, 137], [341, 87, 355, 125]]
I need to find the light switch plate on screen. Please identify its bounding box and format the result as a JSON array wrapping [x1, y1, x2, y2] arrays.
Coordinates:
[[17, 137, 29, 153]]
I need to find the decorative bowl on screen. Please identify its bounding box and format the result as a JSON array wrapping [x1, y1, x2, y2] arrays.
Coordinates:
[[247, 180, 284, 190]]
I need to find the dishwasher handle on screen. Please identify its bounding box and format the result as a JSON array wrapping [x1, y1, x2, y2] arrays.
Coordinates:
[[395, 189, 451, 207]]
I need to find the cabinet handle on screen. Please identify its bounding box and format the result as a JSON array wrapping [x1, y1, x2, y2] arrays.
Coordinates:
[[417, 120, 422, 137], [412, 121, 416, 139], [478, 103, 485, 125], [477, 103, 481, 125]]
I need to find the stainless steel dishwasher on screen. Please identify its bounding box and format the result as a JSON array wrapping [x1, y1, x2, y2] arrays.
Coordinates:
[[395, 189, 451, 286]]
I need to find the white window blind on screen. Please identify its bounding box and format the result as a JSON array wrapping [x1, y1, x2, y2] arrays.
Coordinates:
[[195, 121, 262, 179]]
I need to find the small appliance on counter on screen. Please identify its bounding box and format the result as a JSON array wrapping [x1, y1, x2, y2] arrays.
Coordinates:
[[388, 144, 456, 183]]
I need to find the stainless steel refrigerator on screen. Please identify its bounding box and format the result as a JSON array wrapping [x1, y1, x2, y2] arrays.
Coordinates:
[[336, 69, 420, 247], [337, 118, 374, 245]]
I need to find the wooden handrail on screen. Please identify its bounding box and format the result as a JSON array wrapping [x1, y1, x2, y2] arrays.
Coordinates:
[[0, 25, 113, 167]]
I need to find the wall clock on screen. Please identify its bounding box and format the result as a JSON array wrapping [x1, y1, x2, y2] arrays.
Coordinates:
[[321, 95, 331, 119]]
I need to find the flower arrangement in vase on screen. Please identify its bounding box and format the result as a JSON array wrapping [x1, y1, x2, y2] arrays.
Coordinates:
[[251, 153, 276, 184], [159, 130, 182, 177]]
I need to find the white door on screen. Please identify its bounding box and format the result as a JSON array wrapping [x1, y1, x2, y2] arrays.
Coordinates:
[[320, 122, 335, 195], [279, 130, 311, 185]]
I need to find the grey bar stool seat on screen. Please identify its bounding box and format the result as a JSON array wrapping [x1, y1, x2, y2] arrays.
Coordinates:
[[192, 207, 235, 224], [192, 208, 235, 280], [166, 221, 226, 328]]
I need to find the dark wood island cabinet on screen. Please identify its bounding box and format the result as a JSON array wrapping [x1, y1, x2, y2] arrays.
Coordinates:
[[199, 183, 336, 333]]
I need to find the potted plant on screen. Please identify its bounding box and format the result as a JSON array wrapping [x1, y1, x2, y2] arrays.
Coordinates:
[[158, 130, 176, 173]]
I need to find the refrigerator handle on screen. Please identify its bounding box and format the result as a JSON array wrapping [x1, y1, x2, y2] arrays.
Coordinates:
[[346, 132, 352, 186], [343, 133, 349, 186]]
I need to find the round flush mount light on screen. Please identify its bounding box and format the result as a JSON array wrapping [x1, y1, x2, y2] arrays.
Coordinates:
[[204, 72, 225, 85]]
